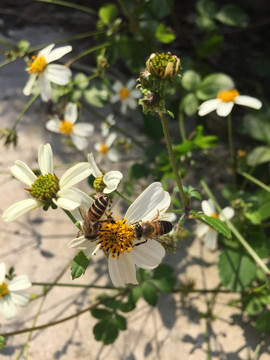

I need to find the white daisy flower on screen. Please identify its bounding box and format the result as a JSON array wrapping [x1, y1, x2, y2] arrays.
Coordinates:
[[2, 143, 92, 222], [69, 182, 170, 287], [196, 199, 234, 250], [198, 88, 262, 117], [23, 43, 72, 102], [94, 132, 119, 163], [101, 114, 116, 137], [46, 103, 94, 150], [88, 153, 122, 194], [0, 263, 31, 320], [111, 79, 141, 114]]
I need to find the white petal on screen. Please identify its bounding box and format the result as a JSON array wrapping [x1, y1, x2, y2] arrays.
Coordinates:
[[234, 95, 262, 110], [204, 230, 218, 250], [2, 198, 42, 222], [112, 81, 123, 93], [39, 43, 55, 59], [71, 135, 89, 151], [73, 123, 94, 137], [130, 239, 165, 269], [110, 93, 120, 104], [126, 78, 136, 90], [0, 263, 6, 283], [220, 206, 234, 221], [216, 102, 234, 117], [130, 89, 141, 99], [87, 153, 101, 178], [38, 143, 54, 175], [23, 74, 37, 96], [10, 292, 30, 306], [53, 188, 82, 210], [108, 253, 138, 287], [198, 99, 220, 116], [69, 189, 94, 222], [10, 161, 37, 186], [107, 149, 120, 162], [103, 171, 123, 193], [69, 237, 99, 256], [125, 182, 171, 224], [9, 275, 31, 291], [39, 74, 52, 101], [46, 45, 72, 63], [196, 223, 209, 237], [126, 98, 137, 109], [64, 102, 77, 123], [0, 295, 18, 319], [45, 118, 61, 133], [201, 199, 215, 216], [106, 132, 117, 147], [45, 64, 72, 85], [120, 101, 128, 114], [59, 162, 91, 189]]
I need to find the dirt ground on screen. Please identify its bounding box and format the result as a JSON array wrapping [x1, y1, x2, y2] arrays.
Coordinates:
[[0, 11, 270, 360]]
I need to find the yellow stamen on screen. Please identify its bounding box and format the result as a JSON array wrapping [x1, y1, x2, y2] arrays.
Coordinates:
[[217, 89, 240, 102], [99, 143, 109, 155], [0, 282, 9, 297], [58, 121, 74, 135], [211, 212, 219, 219], [98, 218, 135, 258], [119, 87, 130, 100], [27, 55, 47, 74]]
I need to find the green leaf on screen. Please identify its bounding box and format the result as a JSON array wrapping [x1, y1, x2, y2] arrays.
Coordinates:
[[153, 264, 174, 278], [71, 251, 90, 279], [84, 83, 110, 107], [218, 249, 257, 291], [193, 125, 218, 149], [129, 163, 149, 179], [0, 336, 6, 350], [196, 73, 235, 100], [98, 3, 117, 25], [91, 308, 112, 319], [74, 73, 89, 90], [181, 70, 201, 91], [242, 113, 270, 143], [247, 146, 270, 166], [93, 318, 119, 345], [256, 312, 270, 332], [215, 5, 249, 27], [257, 191, 270, 221], [182, 186, 202, 200], [196, 213, 231, 238], [242, 294, 263, 315], [141, 282, 158, 306], [114, 313, 127, 330], [150, 0, 172, 19], [244, 210, 261, 225], [18, 40, 30, 53], [182, 93, 199, 116], [155, 23, 175, 43], [196, 0, 217, 18], [166, 110, 175, 118], [196, 33, 223, 58]]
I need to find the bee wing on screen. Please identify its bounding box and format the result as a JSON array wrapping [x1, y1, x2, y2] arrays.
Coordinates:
[[78, 206, 87, 221], [150, 206, 170, 221]]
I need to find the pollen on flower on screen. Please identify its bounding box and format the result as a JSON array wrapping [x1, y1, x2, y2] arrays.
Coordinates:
[[217, 89, 240, 102], [93, 175, 106, 193], [210, 212, 219, 219], [58, 121, 74, 135], [0, 282, 9, 297], [27, 55, 47, 74], [98, 218, 136, 258], [26, 174, 60, 202], [99, 144, 109, 155], [119, 87, 130, 100]]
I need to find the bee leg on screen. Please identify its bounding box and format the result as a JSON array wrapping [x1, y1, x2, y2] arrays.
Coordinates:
[[133, 239, 148, 247]]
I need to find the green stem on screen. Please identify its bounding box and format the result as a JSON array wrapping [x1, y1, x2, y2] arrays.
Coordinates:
[[114, 190, 132, 204], [12, 92, 40, 131], [178, 106, 187, 142], [238, 171, 270, 193], [158, 110, 189, 210], [227, 113, 236, 188], [34, 0, 96, 14], [63, 209, 82, 231], [201, 180, 270, 277], [66, 42, 109, 66]]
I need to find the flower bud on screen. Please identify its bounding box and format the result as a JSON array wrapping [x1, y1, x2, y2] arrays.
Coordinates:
[[138, 70, 153, 89], [146, 52, 181, 80]]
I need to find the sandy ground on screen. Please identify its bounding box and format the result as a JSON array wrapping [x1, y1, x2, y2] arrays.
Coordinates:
[[0, 26, 270, 360]]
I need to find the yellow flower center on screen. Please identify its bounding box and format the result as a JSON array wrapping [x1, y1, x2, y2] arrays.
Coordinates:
[[119, 87, 130, 100], [93, 175, 106, 193], [99, 143, 109, 155], [98, 218, 136, 258], [58, 121, 74, 135], [211, 212, 219, 219], [217, 89, 240, 102], [27, 55, 47, 74], [26, 173, 60, 202], [0, 282, 9, 297]]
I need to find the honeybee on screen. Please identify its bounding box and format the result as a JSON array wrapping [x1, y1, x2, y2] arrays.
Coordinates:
[[79, 194, 109, 241]]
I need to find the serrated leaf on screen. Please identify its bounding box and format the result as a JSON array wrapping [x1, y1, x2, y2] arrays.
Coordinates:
[[196, 213, 231, 238], [93, 318, 119, 345], [247, 146, 270, 166], [182, 93, 199, 116], [218, 249, 257, 291], [196, 73, 235, 100], [141, 282, 158, 306], [256, 312, 270, 332], [91, 308, 112, 319], [71, 251, 89, 279], [98, 3, 117, 25], [182, 70, 201, 91], [155, 23, 176, 44], [215, 5, 249, 27]]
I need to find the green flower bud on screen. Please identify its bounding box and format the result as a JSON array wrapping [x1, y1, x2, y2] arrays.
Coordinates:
[[146, 52, 181, 80]]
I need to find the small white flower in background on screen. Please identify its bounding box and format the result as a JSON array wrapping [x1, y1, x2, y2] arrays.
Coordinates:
[[94, 132, 119, 163], [0, 263, 31, 320], [2, 143, 92, 222], [111, 79, 141, 114], [198, 88, 262, 117], [101, 114, 116, 137], [69, 182, 170, 287], [196, 199, 234, 250], [88, 153, 123, 194], [23, 43, 72, 102], [46, 103, 94, 150]]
